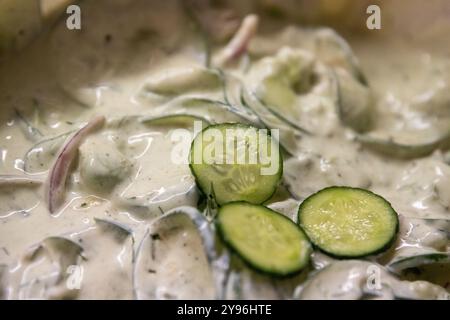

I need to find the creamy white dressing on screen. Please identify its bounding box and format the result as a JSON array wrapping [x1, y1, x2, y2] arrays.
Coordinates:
[[0, 0, 449, 299]]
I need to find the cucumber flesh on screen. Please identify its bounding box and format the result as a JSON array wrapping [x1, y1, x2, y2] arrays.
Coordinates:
[[217, 202, 311, 276], [189, 123, 282, 205], [298, 186, 399, 258]]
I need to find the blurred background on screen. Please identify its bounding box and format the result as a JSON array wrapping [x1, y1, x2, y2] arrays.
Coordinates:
[[1, 0, 450, 55]]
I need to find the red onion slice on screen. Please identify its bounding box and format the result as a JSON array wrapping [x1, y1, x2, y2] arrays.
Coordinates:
[[46, 115, 105, 213], [214, 14, 259, 66]]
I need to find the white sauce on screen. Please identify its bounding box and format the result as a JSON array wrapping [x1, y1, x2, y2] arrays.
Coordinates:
[[0, 0, 448, 299]]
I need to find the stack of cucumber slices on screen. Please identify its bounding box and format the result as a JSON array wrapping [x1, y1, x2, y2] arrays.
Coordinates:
[[189, 123, 399, 277]]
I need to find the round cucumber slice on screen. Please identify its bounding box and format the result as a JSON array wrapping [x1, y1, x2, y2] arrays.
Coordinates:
[[298, 186, 399, 258], [189, 123, 282, 205], [217, 202, 311, 276]]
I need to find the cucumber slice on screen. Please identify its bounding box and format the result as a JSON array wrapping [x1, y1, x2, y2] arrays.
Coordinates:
[[139, 113, 211, 126], [298, 187, 399, 258], [335, 68, 373, 132], [388, 253, 450, 274], [357, 132, 450, 159], [179, 97, 259, 125], [217, 202, 311, 276], [134, 206, 218, 299], [189, 123, 282, 205], [152, 95, 260, 126], [241, 87, 307, 156]]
